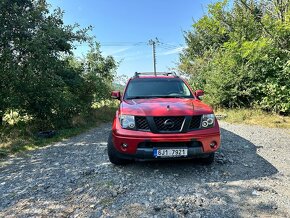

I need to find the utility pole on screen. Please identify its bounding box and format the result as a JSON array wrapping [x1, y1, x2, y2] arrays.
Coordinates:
[[149, 38, 159, 75]]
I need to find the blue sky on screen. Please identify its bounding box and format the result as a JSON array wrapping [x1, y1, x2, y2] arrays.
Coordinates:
[[47, 0, 220, 77]]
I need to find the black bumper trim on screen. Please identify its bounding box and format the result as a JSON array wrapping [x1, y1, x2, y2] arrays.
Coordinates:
[[115, 147, 211, 160]]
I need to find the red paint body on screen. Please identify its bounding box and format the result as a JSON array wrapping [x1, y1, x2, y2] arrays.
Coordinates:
[[111, 75, 221, 159]]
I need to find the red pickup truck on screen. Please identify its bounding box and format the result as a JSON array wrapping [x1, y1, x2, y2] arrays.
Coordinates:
[[108, 72, 221, 165]]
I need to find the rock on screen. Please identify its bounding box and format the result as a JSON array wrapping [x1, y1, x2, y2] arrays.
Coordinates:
[[252, 190, 260, 196], [144, 201, 150, 207], [183, 209, 189, 215], [65, 187, 73, 194], [195, 213, 202, 218], [92, 210, 103, 217], [77, 187, 84, 194], [82, 169, 95, 176], [153, 205, 161, 211], [196, 198, 203, 207]]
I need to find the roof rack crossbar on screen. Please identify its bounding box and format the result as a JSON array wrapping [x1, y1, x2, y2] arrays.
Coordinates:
[[134, 72, 178, 77]]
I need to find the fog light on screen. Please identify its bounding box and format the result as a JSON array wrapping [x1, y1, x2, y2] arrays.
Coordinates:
[[210, 141, 217, 149], [121, 143, 128, 148]]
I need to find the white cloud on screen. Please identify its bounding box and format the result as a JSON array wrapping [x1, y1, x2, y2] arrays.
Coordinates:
[[102, 46, 132, 56], [160, 46, 185, 56], [112, 50, 152, 61]]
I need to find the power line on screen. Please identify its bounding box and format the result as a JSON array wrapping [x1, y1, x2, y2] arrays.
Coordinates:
[[160, 43, 181, 49], [74, 42, 147, 47], [159, 45, 179, 51], [100, 42, 147, 46], [73, 41, 184, 62], [74, 41, 182, 48]]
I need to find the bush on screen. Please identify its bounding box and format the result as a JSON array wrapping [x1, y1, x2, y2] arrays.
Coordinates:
[[179, 0, 290, 115]]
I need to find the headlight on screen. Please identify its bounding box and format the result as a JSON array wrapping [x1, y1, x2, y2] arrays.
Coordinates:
[[119, 115, 135, 129], [201, 114, 215, 128]]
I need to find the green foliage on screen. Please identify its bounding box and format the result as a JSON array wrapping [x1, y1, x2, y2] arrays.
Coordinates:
[[84, 43, 117, 101], [0, 105, 118, 158], [179, 0, 290, 114], [0, 0, 118, 128]]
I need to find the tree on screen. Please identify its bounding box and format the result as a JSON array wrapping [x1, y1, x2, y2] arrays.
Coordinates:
[[84, 43, 118, 102], [179, 0, 290, 114], [0, 0, 118, 128]]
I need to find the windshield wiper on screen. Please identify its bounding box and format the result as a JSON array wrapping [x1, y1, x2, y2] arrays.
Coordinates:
[[152, 95, 188, 98], [126, 96, 158, 100]]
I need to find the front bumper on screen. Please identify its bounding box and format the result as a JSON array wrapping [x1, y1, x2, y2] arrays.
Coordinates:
[[112, 120, 221, 160]]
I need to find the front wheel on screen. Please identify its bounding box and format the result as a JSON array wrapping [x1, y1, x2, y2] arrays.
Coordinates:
[[107, 132, 131, 165]]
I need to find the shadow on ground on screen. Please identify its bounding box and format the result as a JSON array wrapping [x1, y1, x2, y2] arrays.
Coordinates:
[[124, 128, 278, 182], [0, 125, 282, 217]]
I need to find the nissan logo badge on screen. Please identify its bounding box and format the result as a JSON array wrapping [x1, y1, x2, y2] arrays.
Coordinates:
[[164, 119, 175, 128]]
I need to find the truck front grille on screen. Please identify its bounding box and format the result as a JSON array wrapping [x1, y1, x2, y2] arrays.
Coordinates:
[[153, 116, 185, 131], [135, 115, 203, 132]]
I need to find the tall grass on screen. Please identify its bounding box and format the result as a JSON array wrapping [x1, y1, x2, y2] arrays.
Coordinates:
[[215, 108, 290, 129], [0, 103, 118, 158]]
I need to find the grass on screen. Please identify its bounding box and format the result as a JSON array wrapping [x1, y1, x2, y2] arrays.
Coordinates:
[[215, 108, 290, 129], [0, 105, 118, 159]]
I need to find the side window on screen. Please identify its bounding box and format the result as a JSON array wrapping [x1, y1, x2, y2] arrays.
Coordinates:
[[181, 83, 191, 96], [177, 82, 184, 94], [126, 83, 132, 96]]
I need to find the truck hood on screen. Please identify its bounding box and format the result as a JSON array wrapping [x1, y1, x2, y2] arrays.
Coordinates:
[[120, 98, 213, 116]]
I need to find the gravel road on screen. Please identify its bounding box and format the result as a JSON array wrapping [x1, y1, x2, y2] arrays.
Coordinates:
[[0, 122, 290, 217]]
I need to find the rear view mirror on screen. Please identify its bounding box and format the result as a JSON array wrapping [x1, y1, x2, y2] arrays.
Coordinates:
[[111, 91, 121, 100]]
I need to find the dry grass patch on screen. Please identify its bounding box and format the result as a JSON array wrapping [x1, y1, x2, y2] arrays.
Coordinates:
[[215, 108, 290, 129]]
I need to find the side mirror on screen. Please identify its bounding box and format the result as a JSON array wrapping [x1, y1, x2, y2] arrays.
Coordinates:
[[111, 91, 121, 100], [194, 89, 204, 100]]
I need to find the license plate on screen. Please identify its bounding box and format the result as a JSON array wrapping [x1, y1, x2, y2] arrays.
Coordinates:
[[153, 148, 188, 158]]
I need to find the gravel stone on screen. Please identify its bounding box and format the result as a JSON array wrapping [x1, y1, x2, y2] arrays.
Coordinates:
[[1, 122, 290, 217]]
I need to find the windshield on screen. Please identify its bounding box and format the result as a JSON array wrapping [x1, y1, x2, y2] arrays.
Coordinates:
[[124, 78, 194, 99]]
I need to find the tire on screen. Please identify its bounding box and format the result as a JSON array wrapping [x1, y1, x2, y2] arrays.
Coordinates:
[[107, 132, 131, 165], [200, 153, 215, 165]]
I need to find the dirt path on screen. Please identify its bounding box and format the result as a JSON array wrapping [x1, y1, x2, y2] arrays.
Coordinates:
[[0, 122, 289, 217]]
